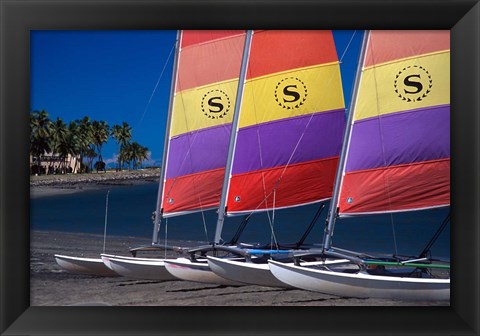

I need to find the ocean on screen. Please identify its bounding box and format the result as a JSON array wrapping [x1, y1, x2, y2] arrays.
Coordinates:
[[30, 181, 450, 258]]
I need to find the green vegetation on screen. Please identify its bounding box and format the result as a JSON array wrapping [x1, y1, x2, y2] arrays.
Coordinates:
[[30, 110, 149, 175]]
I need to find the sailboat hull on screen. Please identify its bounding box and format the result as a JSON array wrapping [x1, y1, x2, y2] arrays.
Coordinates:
[[100, 255, 176, 281], [268, 260, 450, 301], [164, 258, 245, 286], [208, 256, 352, 288], [54, 254, 119, 277], [207, 256, 292, 288]]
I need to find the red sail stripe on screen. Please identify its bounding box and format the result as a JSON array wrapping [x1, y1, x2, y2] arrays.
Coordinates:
[[163, 168, 225, 214], [227, 157, 339, 214], [338, 159, 450, 215], [246, 30, 338, 80]]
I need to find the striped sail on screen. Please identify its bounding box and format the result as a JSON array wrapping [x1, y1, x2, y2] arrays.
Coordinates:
[[161, 30, 246, 217], [337, 30, 450, 216], [225, 30, 346, 215]]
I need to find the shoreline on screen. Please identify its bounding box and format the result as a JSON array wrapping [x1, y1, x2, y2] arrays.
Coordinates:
[[30, 169, 160, 198], [30, 230, 449, 306]]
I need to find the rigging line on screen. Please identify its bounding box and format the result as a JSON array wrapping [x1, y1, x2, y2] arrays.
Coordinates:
[[237, 31, 272, 226], [200, 201, 209, 242], [164, 218, 168, 259], [136, 43, 176, 129], [167, 33, 247, 228], [369, 33, 399, 256], [267, 188, 280, 252], [244, 30, 358, 235], [419, 212, 450, 258], [164, 46, 207, 230], [251, 66, 272, 216], [272, 30, 356, 193], [244, 45, 276, 235], [217, 32, 246, 140], [244, 31, 359, 250], [338, 30, 357, 64], [102, 190, 110, 254]]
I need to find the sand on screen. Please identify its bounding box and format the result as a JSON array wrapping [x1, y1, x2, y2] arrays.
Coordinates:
[[30, 230, 449, 306]]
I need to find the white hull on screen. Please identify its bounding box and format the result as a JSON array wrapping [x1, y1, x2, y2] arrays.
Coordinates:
[[207, 256, 291, 288], [100, 253, 168, 270], [100, 255, 176, 280], [54, 254, 119, 277], [268, 260, 450, 301], [207, 256, 351, 288], [164, 258, 245, 286]]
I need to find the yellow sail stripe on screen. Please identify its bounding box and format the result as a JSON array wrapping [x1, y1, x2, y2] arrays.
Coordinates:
[[170, 79, 239, 137], [239, 64, 344, 128], [355, 52, 450, 122]]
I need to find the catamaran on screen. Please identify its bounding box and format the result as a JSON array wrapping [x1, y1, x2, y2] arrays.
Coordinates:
[[268, 30, 450, 301], [205, 30, 355, 287]]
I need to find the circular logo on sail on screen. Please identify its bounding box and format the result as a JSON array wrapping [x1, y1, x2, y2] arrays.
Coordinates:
[[394, 65, 432, 103], [201, 89, 231, 119], [274, 77, 308, 110]]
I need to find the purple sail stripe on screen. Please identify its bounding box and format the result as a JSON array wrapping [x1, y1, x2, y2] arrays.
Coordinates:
[[232, 109, 345, 175], [166, 125, 231, 179], [345, 104, 450, 173]]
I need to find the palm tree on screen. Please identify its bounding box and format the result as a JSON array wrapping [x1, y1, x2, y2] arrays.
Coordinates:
[[76, 116, 94, 173], [49, 117, 67, 173], [67, 121, 81, 173], [119, 144, 132, 170], [121, 142, 149, 170], [110, 122, 132, 171], [54, 122, 81, 174], [85, 147, 98, 172], [110, 124, 122, 170], [91, 120, 110, 163], [136, 144, 149, 169], [30, 110, 52, 174]]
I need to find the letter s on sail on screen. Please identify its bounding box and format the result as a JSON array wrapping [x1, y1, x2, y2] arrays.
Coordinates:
[[208, 96, 224, 113], [283, 85, 301, 103], [403, 74, 423, 95]]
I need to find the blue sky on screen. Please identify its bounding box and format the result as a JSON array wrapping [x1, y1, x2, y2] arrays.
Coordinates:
[[30, 30, 362, 166], [31, 30, 177, 166]]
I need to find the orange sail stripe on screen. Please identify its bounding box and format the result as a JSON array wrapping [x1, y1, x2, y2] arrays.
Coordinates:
[[162, 168, 225, 215], [176, 32, 245, 92], [180, 30, 244, 48], [338, 159, 450, 215], [227, 158, 338, 214], [364, 30, 449, 67]]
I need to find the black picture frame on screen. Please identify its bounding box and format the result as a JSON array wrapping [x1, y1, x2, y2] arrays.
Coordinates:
[[1, 0, 479, 335]]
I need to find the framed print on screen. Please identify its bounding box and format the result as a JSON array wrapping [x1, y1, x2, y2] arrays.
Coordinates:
[[1, 0, 479, 335]]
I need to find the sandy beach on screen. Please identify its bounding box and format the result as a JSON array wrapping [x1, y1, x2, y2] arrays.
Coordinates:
[[30, 230, 449, 306]]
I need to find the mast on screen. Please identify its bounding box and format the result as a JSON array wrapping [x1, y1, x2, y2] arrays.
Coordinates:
[[213, 30, 253, 244], [322, 30, 369, 251], [152, 30, 181, 245]]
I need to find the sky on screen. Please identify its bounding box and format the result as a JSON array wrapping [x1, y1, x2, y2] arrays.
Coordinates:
[[30, 30, 362, 167], [30, 30, 177, 167]]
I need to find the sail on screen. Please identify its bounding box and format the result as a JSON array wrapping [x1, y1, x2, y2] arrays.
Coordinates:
[[161, 30, 246, 217], [225, 30, 346, 215], [337, 30, 450, 216]]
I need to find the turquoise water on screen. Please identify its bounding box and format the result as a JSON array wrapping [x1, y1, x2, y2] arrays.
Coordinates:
[[30, 182, 450, 258]]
